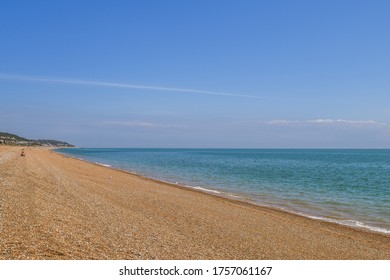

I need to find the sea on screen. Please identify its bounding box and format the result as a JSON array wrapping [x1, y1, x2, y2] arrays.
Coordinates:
[[56, 148, 390, 234]]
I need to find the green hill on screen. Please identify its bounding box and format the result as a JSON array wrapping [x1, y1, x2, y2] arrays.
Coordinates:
[[0, 132, 29, 141], [0, 132, 74, 147]]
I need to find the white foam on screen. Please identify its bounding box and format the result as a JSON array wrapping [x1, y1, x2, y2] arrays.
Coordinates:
[[248, 202, 390, 235], [193, 186, 222, 194], [301, 214, 390, 234], [96, 162, 112, 167]]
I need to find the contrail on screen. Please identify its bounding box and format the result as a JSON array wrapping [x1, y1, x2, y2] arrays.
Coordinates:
[[0, 74, 262, 99]]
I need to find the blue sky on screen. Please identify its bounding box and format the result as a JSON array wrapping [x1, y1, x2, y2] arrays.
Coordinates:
[[1, 0, 390, 147]]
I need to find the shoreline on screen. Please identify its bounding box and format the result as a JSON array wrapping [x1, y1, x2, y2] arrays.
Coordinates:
[[1, 145, 389, 259], [55, 148, 390, 236]]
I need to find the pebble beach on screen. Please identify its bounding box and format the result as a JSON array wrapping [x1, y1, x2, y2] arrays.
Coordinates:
[[0, 146, 389, 260]]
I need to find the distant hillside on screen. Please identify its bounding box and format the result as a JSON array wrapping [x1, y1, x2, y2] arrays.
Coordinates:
[[0, 132, 74, 147], [34, 139, 75, 147], [0, 132, 29, 141]]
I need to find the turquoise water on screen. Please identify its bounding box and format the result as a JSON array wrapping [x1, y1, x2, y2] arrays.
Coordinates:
[[57, 148, 390, 234]]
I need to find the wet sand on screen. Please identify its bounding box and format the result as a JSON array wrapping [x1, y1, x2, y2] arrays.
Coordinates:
[[0, 146, 389, 259]]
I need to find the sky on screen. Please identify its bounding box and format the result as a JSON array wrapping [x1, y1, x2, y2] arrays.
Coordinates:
[[1, 0, 390, 148]]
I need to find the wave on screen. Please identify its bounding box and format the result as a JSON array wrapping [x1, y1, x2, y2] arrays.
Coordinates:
[[96, 162, 112, 167], [297, 212, 390, 235], [192, 186, 222, 194]]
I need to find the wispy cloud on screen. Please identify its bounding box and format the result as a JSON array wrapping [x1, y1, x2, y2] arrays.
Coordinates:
[[102, 120, 188, 129], [305, 119, 387, 125], [0, 73, 261, 99], [244, 119, 389, 127]]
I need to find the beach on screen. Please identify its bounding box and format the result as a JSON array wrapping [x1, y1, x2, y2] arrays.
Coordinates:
[[0, 146, 389, 260]]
